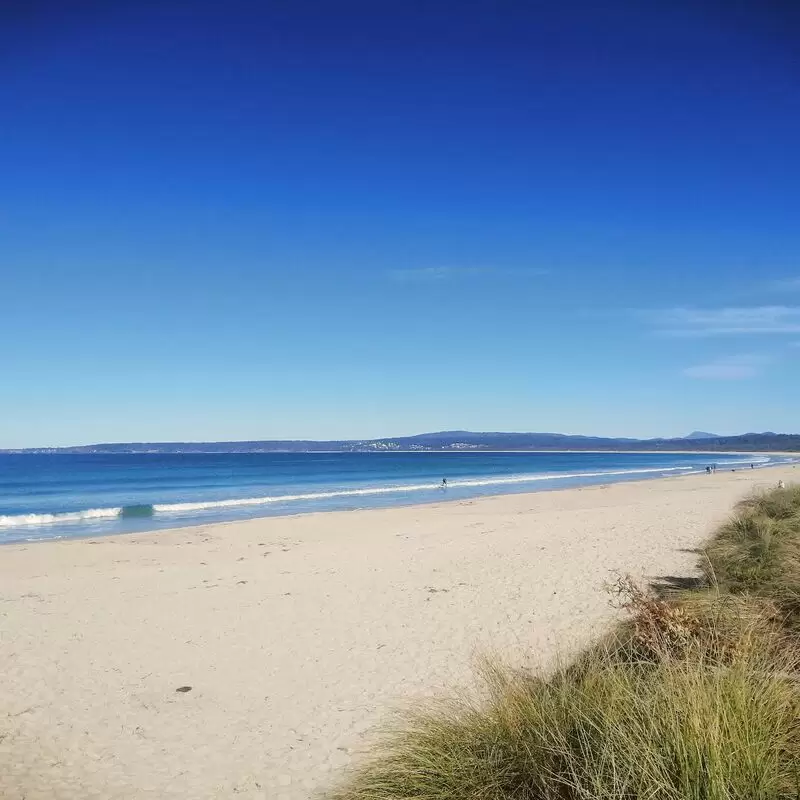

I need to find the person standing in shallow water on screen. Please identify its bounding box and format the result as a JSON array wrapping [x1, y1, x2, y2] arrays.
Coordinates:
[[442, 478, 447, 489]]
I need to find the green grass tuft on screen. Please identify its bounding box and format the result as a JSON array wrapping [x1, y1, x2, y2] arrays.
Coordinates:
[[331, 640, 800, 799], [327, 483, 800, 800], [705, 486, 800, 627]]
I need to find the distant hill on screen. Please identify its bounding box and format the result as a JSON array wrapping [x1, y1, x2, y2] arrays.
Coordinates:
[[4, 431, 799, 454], [684, 431, 720, 440]]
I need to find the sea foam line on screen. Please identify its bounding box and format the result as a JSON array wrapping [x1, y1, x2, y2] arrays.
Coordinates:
[[0, 507, 122, 527], [156, 465, 697, 511], [0, 461, 762, 528]]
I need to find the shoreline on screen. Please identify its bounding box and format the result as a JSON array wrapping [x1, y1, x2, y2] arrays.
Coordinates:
[[0, 450, 797, 550], [1, 465, 797, 799]]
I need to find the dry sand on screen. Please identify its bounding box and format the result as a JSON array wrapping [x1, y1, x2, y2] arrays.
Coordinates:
[[1, 465, 796, 799]]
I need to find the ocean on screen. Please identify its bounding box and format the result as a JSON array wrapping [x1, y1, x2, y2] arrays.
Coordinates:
[[0, 451, 790, 543]]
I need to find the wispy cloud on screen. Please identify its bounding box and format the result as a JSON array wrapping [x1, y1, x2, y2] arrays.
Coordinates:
[[683, 354, 772, 380], [769, 277, 800, 292], [644, 306, 800, 336], [389, 266, 484, 282], [388, 266, 549, 283]]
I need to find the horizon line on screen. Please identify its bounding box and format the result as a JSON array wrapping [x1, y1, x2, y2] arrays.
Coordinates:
[[2, 429, 795, 452]]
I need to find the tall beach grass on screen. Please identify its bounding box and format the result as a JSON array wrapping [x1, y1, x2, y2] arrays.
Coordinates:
[[328, 483, 800, 800]]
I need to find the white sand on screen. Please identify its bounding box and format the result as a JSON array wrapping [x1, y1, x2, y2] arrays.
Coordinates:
[[0, 466, 796, 800]]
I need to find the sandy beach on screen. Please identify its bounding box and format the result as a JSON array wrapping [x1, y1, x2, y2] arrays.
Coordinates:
[[0, 465, 795, 800]]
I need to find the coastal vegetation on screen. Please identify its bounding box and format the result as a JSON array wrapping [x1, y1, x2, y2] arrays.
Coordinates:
[[329, 484, 800, 800]]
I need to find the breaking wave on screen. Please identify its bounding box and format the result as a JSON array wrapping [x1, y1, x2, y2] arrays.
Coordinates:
[[0, 507, 123, 528], [152, 466, 696, 513], [0, 460, 778, 530]]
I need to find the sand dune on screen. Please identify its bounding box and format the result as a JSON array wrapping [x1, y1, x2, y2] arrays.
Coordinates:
[[0, 466, 795, 799]]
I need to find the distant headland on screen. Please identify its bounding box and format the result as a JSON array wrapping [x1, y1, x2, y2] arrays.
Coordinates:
[[4, 430, 799, 454]]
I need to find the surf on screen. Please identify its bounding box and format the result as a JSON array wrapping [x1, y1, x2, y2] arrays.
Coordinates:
[[0, 504, 154, 528], [153, 465, 698, 513], [0, 453, 785, 536], [0, 507, 123, 527], [0, 464, 703, 528]]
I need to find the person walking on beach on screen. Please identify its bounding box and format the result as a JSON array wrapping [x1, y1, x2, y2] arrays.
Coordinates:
[[706, 466, 711, 475]]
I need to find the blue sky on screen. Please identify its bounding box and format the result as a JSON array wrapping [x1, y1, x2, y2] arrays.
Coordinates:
[[2, 1, 799, 447]]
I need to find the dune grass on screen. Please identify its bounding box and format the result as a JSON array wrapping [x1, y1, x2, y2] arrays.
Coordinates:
[[327, 483, 800, 800], [704, 484, 800, 628]]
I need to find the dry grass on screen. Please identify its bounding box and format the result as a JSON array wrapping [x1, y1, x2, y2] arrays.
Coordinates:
[[330, 635, 800, 799], [705, 485, 800, 627], [327, 484, 800, 800]]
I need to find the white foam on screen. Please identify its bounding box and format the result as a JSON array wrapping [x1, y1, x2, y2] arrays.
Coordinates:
[[153, 465, 697, 514], [719, 456, 771, 466], [0, 507, 122, 528], [3, 459, 765, 529]]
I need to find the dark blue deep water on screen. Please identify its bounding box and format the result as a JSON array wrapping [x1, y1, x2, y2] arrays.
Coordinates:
[[0, 451, 788, 543]]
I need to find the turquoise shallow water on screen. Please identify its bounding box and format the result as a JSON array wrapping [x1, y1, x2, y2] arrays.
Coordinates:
[[0, 451, 791, 543]]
